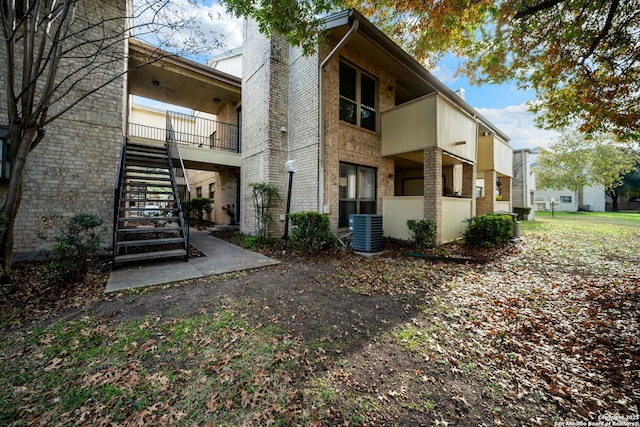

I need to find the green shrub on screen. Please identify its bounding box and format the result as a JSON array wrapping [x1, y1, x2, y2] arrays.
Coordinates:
[[189, 198, 213, 221], [406, 219, 436, 250], [463, 214, 513, 248], [289, 212, 335, 250], [513, 206, 532, 221], [39, 213, 106, 284], [249, 182, 279, 242]]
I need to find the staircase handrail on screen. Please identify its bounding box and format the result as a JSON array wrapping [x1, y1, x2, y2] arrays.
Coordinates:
[[166, 113, 191, 260], [112, 136, 127, 263]]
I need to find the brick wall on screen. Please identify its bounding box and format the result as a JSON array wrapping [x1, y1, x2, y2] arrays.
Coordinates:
[[241, 21, 289, 236], [477, 170, 496, 215], [512, 151, 527, 207], [423, 147, 443, 245], [320, 47, 396, 231], [462, 162, 476, 215], [0, 0, 126, 259], [287, 45, 320, 215]]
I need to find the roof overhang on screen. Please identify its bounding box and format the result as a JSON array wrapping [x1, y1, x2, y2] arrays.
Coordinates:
[[127, 38, 241, 115], [324, 10, 510, 142]]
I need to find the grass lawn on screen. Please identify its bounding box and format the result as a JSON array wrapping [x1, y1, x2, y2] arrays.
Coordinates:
[[1, 213, 638, 426], [528, 210, 640, 228]]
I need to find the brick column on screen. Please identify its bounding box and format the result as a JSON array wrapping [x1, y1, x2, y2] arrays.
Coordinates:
[[462, 162, 476, 215], [241, 22, 290, 237], [424, 147, 443, 245], [502, 176, 512, 211], [477, 170, 496, 215]]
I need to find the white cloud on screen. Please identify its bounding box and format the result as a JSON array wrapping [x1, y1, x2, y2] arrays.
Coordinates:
[[133, 0, 242, 60], [430, 63, 459, 86], [477, 103, 560, 150], [194, 3, 243, 54]]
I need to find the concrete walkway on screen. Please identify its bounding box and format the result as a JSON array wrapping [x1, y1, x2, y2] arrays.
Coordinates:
[[105, 228, 279, 293]]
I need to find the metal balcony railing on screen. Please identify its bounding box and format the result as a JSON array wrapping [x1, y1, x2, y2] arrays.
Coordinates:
[[167, 111, 240, 153], [127, 110, 241, 153]]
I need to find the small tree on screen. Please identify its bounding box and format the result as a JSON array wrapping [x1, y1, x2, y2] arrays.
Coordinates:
[[248, 182, 279, 242], [535, 131, 638, 207], [607, 163, 640, 211]]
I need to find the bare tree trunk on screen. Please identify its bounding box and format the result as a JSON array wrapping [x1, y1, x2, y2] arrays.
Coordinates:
[[0, 203, 19, 282], [611, 193, 619, 211], [0, 132, 35, 281]]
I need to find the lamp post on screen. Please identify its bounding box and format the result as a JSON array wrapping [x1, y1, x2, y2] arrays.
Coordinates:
[[282, 160, 298, 254], [550, 198, 555, 217]]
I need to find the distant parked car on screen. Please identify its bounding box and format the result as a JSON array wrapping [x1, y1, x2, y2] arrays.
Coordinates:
[[143, 204, 160, 216]]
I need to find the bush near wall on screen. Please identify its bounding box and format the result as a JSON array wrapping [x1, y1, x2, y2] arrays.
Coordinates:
[[189, 198, 213, 221], [38, 213, 106, 284], [406, 219, 436, 250], [513, 206, 532, 221], [463, 214, 513, 248], [289, 212, 335, 250]]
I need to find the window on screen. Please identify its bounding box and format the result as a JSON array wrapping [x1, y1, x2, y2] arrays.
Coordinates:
[[559, 196, 572, 203], [209, 183, 215, 201], [196, 186, 202, 198], [339, 61, 376, 131], [339, 162, 377, 227], [0, 127, 10, 181]]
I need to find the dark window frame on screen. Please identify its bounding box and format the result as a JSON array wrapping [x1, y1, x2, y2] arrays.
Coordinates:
[[339, 162, 377, 228], [339, 60, 377, 132]]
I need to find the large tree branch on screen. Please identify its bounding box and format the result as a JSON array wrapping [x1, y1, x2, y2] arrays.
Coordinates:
[[513, 0, 565, 20], [581, 0, 620, 63]]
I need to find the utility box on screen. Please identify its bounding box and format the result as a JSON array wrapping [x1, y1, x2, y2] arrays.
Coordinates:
[[349, 214, 383, 252]]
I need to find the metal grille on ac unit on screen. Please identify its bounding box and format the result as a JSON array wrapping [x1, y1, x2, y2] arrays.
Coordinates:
[[349, 214, 383, 252]]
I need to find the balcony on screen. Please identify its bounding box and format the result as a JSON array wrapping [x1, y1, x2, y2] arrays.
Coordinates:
[[128, 111, 240, 153], [127, 111, 241, 170], [381, 94, 478, 163], [477, 134, 512, 176]]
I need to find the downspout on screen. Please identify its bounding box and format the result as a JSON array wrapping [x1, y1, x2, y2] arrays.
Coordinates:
[[318, 17, 359, 214]]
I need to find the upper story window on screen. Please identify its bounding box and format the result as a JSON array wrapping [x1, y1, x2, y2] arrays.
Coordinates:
[[339, 61, 376, 132], [0, 127, 11, 182]]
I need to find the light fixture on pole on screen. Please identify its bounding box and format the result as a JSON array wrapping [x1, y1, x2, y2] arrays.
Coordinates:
[[550, 198, 555, 217], [282, 160, 298, 254]]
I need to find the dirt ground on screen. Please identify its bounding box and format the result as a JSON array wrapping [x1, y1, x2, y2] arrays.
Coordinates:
[[2, 224, 638, 426], [95, 267, 512, 425]]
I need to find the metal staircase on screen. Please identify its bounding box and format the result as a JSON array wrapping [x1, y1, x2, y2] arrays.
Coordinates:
[[113, 141, 189, 265]]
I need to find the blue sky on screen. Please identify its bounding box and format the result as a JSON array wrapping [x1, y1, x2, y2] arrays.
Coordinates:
[[134, 3, 560, 151]]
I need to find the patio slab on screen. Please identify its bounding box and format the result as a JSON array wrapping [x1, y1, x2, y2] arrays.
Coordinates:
[[105, 228, 279, 293]]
